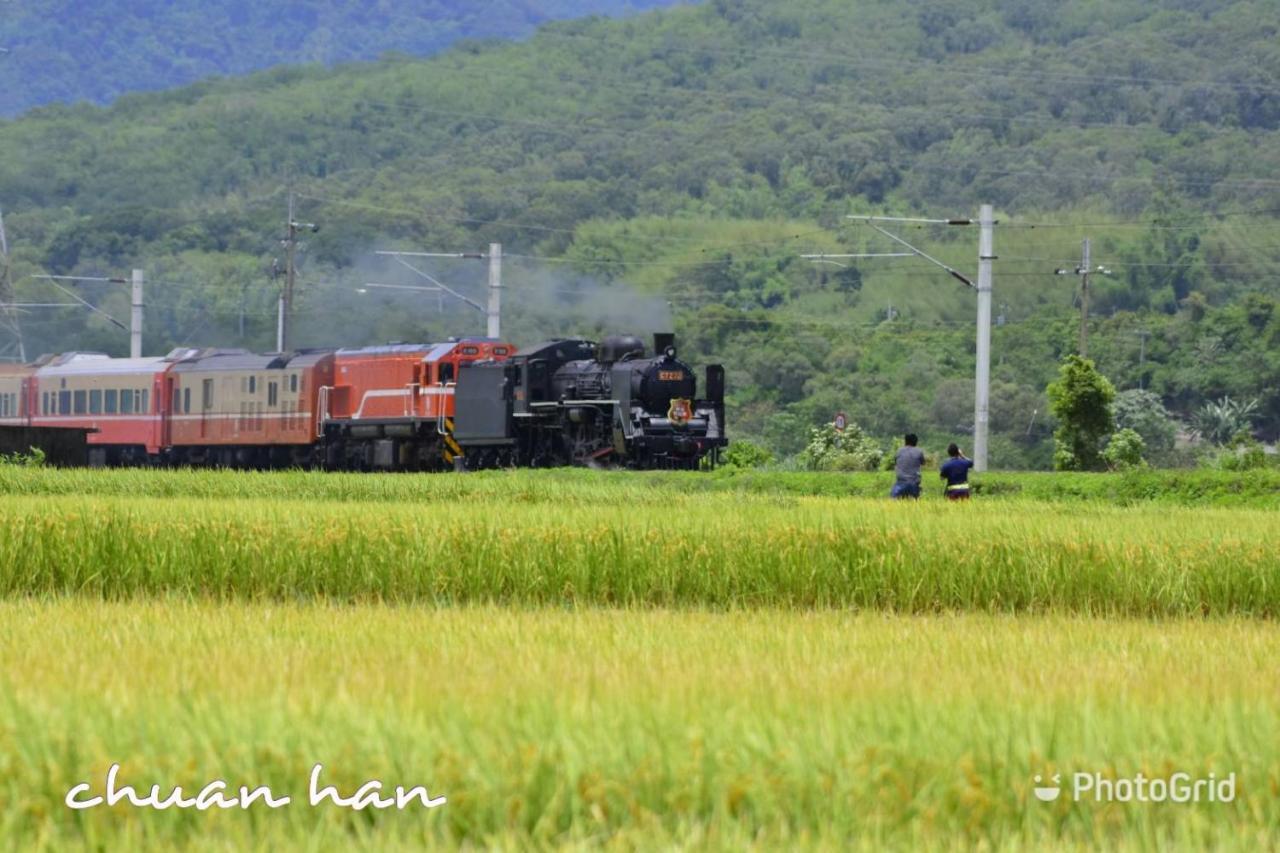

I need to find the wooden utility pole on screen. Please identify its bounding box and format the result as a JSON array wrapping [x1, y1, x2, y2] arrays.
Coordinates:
[[280, 193, 297, 352], [278, 193, 317, 352], [1056, 239, 1109, 359], [1079, 238, 1091, 357]]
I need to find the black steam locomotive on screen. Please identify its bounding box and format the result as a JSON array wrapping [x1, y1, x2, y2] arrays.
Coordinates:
[[454, 333, 726, 469]]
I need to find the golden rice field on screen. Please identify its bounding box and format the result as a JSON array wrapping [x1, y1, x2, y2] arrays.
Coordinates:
[[0, 490, 1276, 614], [0, 467, 1277, 849], [1, 603, 1278, 850]]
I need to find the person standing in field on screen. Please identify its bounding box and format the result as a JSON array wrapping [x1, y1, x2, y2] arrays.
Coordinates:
[[939, 443, 974, 500], [890, 433, 925, 499]]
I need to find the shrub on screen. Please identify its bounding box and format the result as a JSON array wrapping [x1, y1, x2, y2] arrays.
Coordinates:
[[1103, 428, 1147, 470], [0, 447, 46, 468], [799, 422, 883, 472], [721, 439, 774, 469], [1209, 432, 1269, 471]]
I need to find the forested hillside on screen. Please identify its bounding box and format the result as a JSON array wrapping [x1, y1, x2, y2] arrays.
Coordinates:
[[2, 0, 1279, 466], [0, 0, 684, 116]]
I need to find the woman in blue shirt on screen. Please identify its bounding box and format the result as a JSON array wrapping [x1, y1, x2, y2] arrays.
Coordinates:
[[939, 443, 974, 500]]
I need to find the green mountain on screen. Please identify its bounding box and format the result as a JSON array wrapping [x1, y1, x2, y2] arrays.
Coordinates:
[[2, 0, 1279, 465], [0, 0, 686, 116]]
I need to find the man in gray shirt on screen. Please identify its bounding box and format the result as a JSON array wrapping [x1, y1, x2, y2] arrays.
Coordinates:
[[891, 433, 925, 499]]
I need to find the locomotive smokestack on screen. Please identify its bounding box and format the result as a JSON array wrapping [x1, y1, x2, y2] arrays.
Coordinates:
[[654, 333, 675, 358]]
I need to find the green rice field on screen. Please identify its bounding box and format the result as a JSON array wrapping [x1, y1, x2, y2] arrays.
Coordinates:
[[0, 467, 1276, 849]]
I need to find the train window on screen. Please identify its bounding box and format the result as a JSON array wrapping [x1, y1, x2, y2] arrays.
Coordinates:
[[73, 390, 86, 415], [89, 390, 102, 414], [141, 390, 149, 414], [105, 389, 117, 414], [58, 391, 71, 415], [290, 373, 298, 393], [121, 389, 134, 415], [202, 379, 213, 410], [268, 381, 278, 407], [249, 376, 257, 394], [183, 387, 191, 414], [41, 392, 47, 415], [0, 395, 7, 417], [440, 363, 455, 384]]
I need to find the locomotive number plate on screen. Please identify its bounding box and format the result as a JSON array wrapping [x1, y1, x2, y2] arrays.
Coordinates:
[[658, 370, 684, 381]]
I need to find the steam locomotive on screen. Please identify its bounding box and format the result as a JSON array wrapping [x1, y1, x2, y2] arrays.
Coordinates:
[[455, 333, 726, 469], [0, 333, 726, 471]]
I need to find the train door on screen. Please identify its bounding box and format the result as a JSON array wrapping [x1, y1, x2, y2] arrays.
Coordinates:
[[413, 361, 426, 419], [200, 377, 213, 439], [162, 376, 175, 448], [436, 361, 455, 420]]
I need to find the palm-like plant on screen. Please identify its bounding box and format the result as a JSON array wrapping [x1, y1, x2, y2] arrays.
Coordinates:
[[1193, 396, 1259, 445]]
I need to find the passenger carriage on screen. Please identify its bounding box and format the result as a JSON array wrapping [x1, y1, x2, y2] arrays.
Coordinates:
[[30, 353, 171, 464], [0, 363, 32, 427], [165, 349, 334, 467]]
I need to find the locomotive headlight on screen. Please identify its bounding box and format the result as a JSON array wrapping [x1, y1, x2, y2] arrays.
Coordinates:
[[663, 345, 677, 359]]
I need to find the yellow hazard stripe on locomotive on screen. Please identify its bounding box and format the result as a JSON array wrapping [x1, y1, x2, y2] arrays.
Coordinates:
[[442, 417, 461, 460]]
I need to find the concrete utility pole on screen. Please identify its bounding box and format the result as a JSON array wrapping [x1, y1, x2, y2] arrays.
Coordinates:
[[844, 207, 994, 471], [0, 205, 26, 362], [371, 245, 503, 337], [130, 268, 143, 358], [487, 242, 502, 339], [1055, 238, 1111, 360], [973, 204, 994, 473]]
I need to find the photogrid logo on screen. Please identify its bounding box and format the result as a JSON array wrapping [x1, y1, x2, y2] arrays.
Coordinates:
[[1033, 771, 1237, 804], [1033, 774, 1062, 802]]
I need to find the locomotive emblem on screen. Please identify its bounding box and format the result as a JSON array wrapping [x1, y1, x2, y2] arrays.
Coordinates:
[[668, 397, 693, 426]]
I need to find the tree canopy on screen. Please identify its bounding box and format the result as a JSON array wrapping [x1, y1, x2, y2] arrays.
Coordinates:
[[1, 0, 1279, 466]]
